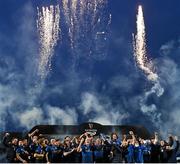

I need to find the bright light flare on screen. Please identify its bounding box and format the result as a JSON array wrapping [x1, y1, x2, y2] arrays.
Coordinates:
[[133, 5, 158, 81]]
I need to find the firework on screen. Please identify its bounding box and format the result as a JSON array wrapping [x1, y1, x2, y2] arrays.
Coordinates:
[[37, 5, 60, 79], [133, 5, 158, 81]]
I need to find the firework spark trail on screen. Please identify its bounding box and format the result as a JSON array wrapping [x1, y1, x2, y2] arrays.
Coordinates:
[[62, 0, 78, 49], [37, 5, 60, 79], [62, 0, 69, 23], [36, 0, 109, 77], [69, 0, 78, 49], [133, 5, 164, 95], [62, 0, 110, 59], [133, 5, 158, 81], [133, 5, 164, 128]]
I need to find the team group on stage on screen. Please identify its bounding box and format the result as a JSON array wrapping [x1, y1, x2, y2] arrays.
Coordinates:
[[2, 129, 179, 163]]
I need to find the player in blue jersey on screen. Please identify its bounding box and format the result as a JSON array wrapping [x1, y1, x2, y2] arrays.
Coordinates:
[[45, 139, 55, 163], [142, 140, 151, 163], [81, 138, 94, 163], [133, 140, 144, 163], [34, 138, 46, 163], [93, 138, 104, 163], [126, 131, 136, 163], [16, 140, 29, 163]]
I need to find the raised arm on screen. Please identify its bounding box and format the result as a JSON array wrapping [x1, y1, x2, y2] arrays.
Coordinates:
[[2, 133, 11, 147], [122, 134, 127, 143], [154, 132, 159, 144], [63, 148, 75, 156], [77, 133, 86, 152], [28, 129, 39, 139], [129, 131, 136, 145]]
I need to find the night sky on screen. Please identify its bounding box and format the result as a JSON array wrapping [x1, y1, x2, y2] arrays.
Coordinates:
[[0, 0, 180, 136]]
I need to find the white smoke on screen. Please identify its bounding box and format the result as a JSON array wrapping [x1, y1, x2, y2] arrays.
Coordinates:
[[17, 107, 44, 129], [160, 41, 175, 56], [47, 105, 78, 125], [16, 106, 78, 129], [140, 81, 164, 119], [157, 53, 180, 136], [0, 85, 18, 131], [80, 92, 129, 125]]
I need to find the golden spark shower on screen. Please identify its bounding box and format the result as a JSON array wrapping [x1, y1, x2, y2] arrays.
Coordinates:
[[36, 0, 110, 78], [37, 5, 60, 79], [133, 5, 158, 82], [62, 0, 111, 60]]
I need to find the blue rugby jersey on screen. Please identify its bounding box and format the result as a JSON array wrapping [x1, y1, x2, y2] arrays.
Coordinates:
[[134, 145, 144, 163], [93, 145, 104, 161], [81, 145, 93, 163]]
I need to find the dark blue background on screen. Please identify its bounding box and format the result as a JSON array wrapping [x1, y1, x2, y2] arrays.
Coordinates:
[[0, 0, 180, 134]]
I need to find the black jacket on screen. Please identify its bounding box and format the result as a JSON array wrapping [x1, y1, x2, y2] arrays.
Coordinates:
[[2, 136, 17, 162]]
